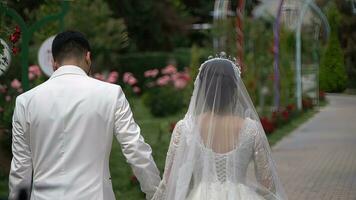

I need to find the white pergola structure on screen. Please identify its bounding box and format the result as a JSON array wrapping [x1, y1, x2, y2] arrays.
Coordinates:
[[282, 0, 330, 110]]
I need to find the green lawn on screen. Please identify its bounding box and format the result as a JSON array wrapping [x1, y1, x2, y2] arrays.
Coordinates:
[[0, 99, 323, 200]]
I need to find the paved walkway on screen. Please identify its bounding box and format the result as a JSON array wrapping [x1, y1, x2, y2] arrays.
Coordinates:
[[273, 94, 356, 200]]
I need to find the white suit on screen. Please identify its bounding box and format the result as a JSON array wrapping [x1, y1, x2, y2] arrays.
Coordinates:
[[9, 65, 161, 200]]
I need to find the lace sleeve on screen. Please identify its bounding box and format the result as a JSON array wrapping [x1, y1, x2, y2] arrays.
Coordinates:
[[252, 122, 277, 197], [151, 120, 184, 200]]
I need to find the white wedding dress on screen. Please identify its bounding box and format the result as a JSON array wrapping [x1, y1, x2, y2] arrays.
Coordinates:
[[152, 57, 286, 200], [153, 119, 275, 200]]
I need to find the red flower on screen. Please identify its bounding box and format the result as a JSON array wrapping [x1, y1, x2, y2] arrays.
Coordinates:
[[130, 175, 138, 184], [302, 98, 313, 109], [271, 110, 280, 122], [12, 47, 20, 55], [14, 26, 21, 34], [281, 110, 289, 121], [10, 32, 21, 43], [169, 122, 177, 133], [260, 117, 275, 134], [286, 104, 295, 112], [319, 91, 325, 101]]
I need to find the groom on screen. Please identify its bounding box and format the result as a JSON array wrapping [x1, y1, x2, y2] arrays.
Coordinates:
[[8, 31, 161, 200]]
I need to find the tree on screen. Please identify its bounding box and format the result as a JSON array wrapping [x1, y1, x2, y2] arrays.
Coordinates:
[[30, 0, 129, 71], [113, 0, 189, 51], [335, 0, 356, 88], [319, 4, 347, 92]]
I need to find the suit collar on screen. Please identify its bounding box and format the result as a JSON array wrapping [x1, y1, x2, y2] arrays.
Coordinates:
[[50, 65, 88, 79]]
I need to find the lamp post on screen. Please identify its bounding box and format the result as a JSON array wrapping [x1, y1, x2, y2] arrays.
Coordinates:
[[0, 1, 69, 91]]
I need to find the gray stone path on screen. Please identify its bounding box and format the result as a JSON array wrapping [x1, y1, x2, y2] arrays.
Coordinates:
[[273, 94, 356, 200]]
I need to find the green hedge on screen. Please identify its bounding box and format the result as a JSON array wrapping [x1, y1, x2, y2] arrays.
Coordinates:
[[95, 49, 190, 82]]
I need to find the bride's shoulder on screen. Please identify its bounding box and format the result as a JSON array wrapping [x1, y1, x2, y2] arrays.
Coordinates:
[[174, 120, 187, 132], [243, 118, 261, 136]]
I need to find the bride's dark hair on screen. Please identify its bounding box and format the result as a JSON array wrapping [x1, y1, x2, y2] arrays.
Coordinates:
[[198, 59, 238, 115]]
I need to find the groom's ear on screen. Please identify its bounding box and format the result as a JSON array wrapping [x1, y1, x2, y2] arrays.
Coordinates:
[[52, 59, 59, 71], [85, 51, 91, 67]]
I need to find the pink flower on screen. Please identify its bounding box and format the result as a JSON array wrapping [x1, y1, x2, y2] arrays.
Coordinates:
[[156, 75, 171, 86], [127, 76, 138, 86], [123, 72, 133, 83], [11, 79, 21, 89], [5, 96, 11, 102], [28, 72, 35, 80], [161, 65, 177, 75], [180, 71, 190, 81], [29, 65, 42, 77], [144, 69, 159, 78], [94, 73, 105, 81], [133, 86, 141, 94], [174, 78, 188, 89], [107, 71, 119, 83], [123, 72, 138, 86]]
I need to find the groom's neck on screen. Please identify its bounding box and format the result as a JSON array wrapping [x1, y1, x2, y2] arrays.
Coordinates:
[[59, 59, 89, 72]]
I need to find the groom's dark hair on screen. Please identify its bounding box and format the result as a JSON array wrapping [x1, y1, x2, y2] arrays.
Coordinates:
[[52, 30, 91, 63]]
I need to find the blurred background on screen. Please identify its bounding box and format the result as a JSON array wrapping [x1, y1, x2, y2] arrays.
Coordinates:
[[0, 0, 355, 199]]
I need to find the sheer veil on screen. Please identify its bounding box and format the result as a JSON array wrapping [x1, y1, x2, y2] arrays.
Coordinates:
[[153, 56, 287, 200]]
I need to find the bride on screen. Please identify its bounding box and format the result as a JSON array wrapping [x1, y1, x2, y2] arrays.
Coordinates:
[[152, 55, 287, 200]]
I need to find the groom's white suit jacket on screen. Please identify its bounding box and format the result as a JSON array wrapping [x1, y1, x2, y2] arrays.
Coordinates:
[[9, 65, 161, 200]]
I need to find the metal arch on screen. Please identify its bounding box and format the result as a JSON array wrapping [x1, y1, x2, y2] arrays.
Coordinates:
[[309, 1, 330, 38], [295, 0, 330, 110], [236, 0, 245, 70], [213, 0, 230, 50], [273, 0, 285, 109]]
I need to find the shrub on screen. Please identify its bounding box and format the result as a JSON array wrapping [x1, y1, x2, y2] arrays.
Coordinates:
[[142, 86, 184, 117], [142, 65, 191, 117], [319, 5, 348, 92]]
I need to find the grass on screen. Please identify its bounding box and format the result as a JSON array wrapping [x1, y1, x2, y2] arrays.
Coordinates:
[[0, 99, 324, 200]]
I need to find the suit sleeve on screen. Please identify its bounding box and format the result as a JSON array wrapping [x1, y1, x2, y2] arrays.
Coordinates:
[[113, 88, 161, 200], [9, 97, 32, 200]]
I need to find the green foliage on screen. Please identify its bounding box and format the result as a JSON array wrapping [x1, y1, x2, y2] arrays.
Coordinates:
[[31, 0, 129, 69], [189, 44, 201, 80], [319, 5, 348, 92], [334, 0, 356, 88], [319, 33, 347, 92], [279, 29, 295, 107], [114, 0, 189, 51], [243, 18, 274, 108], [65, 0, 128, 67], [142, 86, 185, 117]]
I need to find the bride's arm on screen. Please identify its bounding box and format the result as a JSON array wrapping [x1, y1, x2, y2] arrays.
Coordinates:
[[152, 120, 184, 199], [252, 122, 282, 198]]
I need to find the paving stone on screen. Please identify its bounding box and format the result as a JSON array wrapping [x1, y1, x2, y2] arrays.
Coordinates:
[[272, 94, 356, 200]]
